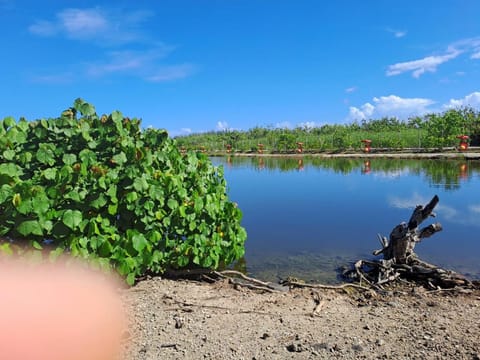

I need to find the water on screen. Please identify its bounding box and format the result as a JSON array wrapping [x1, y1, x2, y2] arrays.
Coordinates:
[[210, 156, 480, 283]]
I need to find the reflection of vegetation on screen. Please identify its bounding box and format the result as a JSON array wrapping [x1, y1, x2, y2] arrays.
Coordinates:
[[176, 107, 480, 152], [219, 156, 480, 191]]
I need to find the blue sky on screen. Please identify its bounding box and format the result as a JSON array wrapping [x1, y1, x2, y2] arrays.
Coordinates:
[[1, 0, 480, 136]]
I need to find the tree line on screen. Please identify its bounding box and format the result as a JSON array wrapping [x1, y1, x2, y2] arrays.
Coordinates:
[[174, 107, 480, 152]]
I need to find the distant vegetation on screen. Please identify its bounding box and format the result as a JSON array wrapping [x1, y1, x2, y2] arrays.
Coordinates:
[[175, 108, 480, 153]]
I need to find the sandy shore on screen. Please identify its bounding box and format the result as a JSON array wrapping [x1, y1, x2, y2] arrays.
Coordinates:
[[122, 278, 480, 359]]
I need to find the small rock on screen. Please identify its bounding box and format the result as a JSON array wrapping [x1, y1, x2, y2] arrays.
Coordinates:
[[260, 333, 270, 340], [352, 343, 364, 352], [376, 339, 385, 346], [174, 317, 184, 329], [286, 343, 303, 352]]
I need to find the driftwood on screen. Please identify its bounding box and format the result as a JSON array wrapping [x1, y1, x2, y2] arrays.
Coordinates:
[[346, 195, 479, 291]]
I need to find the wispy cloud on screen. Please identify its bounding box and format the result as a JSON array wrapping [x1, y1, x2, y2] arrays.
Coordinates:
[[387, 37, 480, 78], [386, 49, 461, 78], [29, 7, 152, 44], [386, 28, 407, 38], [345, 86, 357, 93], [147, 64, 196, 82], [348, 95, 434, 121], [28, 7, 195, 83], [471, 52, 480, 59]]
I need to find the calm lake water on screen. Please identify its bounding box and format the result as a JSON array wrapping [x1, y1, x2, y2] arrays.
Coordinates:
[[210, 156, 480, 283]]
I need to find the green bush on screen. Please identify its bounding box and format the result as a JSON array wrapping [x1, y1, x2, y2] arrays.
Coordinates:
[[0, 99, 246, 284]]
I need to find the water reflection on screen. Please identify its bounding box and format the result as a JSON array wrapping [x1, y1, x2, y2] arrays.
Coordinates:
[[216, 156, 480, 191], [210, 156, 480, 282]]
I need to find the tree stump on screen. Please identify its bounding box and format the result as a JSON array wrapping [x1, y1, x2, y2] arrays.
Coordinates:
[[373, 195, 442, 264], [346, 195, 478, 290]]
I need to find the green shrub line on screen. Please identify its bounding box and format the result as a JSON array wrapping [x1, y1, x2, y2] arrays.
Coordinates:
[[0, 99, 247, 284], [175, 108, 480, 153]]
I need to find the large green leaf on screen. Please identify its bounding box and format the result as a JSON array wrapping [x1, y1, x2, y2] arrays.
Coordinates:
[[36, 145, 55, 165], [32, 194, 50, 214], [17, 220, 43, 236], [62, 209, 83, 230], [2, 149, 15, 160], [112, 152, 127, 165], [132, 233, 148, 253], [167, 198, 178, 210], [62, 153, 77, 165], [43, 168, 57, 180]]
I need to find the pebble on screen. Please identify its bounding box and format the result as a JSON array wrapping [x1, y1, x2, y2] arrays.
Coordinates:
[[286, 343, 304, 352], [352, 343, 364, 352]]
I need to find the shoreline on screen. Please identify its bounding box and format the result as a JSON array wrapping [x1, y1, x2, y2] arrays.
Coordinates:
[[209, 150, 480, 160]]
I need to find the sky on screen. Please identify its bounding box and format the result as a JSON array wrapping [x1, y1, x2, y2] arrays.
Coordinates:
[[1, 0, 480, 136]]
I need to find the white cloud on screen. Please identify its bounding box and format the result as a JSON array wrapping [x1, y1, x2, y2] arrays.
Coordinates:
[[443, 92, 480, 109], [345, 86, 357, 93], [386, 49, 461, 78], [450, 37, 480, 56], [348, 95, 434, 121], [59, 8, 108, 38], [348, 92, 480, 121], [28, 8, 195, 83], [386, 37, 480, 78], [216, 121, 229, 131], [374, 95, 435, 114], [348, 102, 374, 120]]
